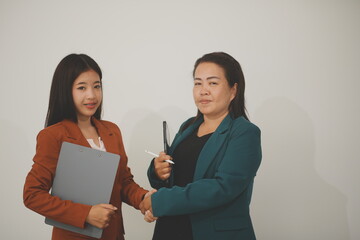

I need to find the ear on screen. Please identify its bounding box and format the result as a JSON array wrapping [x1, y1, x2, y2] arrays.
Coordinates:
[[230, 83, 237, 101]]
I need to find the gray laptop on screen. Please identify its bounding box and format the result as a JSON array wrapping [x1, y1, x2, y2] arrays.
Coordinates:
[[45, 141, 120, 239]]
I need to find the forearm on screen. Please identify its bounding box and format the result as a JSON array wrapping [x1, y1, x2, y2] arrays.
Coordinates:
[[24, 168, 91, 228], [121, 167, 148, 209], [151, 174, 253, 217]]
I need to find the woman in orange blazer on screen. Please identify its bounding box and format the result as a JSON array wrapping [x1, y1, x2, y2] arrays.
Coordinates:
[[23, 53, 148, 240]]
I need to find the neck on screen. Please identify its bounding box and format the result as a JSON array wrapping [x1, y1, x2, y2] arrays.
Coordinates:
[[201, 111, 229, 133], [77, 117, 100, 145], [77, 116, 93, 130]]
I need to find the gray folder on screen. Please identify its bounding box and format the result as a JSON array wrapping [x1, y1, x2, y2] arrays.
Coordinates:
[[45, 141, 120, 239]]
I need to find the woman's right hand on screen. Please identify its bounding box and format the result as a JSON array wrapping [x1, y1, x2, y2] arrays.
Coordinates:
[[86, 204, 117, 229], [154, 152, 173, 181]]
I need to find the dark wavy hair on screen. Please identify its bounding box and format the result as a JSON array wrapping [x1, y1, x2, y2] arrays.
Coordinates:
[[45, 54, 102, 127]]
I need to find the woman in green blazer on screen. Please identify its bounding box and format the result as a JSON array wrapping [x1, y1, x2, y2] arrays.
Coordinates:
[[141, 52, 262, 240]]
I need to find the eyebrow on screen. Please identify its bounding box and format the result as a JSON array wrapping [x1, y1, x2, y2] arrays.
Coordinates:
[[194, 76, 220, 81], [75, 80, 101, 85]]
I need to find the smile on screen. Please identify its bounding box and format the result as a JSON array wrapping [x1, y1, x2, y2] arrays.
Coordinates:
[[84, 103, 97, 109]]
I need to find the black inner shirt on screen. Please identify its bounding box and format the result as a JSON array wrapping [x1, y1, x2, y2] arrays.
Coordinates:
[[152, 128, 213, 240]]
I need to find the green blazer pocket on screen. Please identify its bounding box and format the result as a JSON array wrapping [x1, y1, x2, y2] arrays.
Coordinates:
[[214, 215, 249, 231]]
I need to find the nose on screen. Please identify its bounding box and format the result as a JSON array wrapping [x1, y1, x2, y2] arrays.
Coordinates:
[[86, 88, 96, 99], [200, 84, 209, 95]]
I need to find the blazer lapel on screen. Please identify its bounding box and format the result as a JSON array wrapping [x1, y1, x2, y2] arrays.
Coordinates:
[[169, 118, 203, 155], [62, 118, 118, 154], [92, 118, 118, 155], [193, 115, 233, 181], [62, 119, 91, 147]]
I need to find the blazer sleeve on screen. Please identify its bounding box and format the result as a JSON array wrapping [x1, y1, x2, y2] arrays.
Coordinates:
[[114, 126, 148, 208], [23, 130, 91, 228], [151, 123, 262, 217]]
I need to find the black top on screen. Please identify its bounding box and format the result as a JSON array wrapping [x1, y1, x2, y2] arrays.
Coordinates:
[[152, 128, 212, 240]]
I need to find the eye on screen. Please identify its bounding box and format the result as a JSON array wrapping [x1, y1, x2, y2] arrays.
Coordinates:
[[77, 86, 86, 90], [94, 84, 102, 89], [209, 81, 218, 85], [194, 81, 201, 86]]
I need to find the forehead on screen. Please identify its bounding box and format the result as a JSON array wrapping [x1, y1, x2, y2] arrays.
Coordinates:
[[194, 62, 225, 78], [73, 70, 100, 84]]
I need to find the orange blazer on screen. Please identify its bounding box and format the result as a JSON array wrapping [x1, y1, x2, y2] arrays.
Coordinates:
[[23, 118, 147, 240]]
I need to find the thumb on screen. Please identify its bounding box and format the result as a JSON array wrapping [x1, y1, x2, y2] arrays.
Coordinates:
[[100, 204, 117, 211]]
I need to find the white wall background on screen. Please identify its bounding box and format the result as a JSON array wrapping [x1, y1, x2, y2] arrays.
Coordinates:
[[0, 0, 359, 239]]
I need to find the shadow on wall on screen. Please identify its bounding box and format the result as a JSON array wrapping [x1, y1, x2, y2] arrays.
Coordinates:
[[0, 119, 51, 239], [251, 97, 349, 240], [120, 106, 192, 167], [117, 106, 191, 239]]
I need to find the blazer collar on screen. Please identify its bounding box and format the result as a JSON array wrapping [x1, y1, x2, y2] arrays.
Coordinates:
[[61, 118, 118, 154], [169, 114, 233, 180], [169, 116, 203, 155]]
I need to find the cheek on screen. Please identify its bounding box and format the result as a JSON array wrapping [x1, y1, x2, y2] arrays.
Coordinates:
[[192, 88, 197, 99], [71, 91, 78, 104], [98, 90, 103, 100]]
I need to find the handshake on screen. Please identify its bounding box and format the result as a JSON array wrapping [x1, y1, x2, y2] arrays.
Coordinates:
[[139, 151, 173, 223], [139, 189, 158, 223]]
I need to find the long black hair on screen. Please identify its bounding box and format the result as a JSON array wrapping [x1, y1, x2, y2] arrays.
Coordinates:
[[183, 52, 248, 131], [45, 54, 102, 127]]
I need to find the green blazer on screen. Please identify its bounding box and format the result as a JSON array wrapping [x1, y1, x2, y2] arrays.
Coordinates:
[[148, 114, 262, 240]]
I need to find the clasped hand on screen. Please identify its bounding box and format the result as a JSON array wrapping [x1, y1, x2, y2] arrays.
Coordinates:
[[140, 189, 158, 223]]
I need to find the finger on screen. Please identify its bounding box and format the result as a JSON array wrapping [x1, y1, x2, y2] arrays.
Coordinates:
[[155, 155, 167, 162], [146, 216, 157, 222], [159, 173, 170, 180], [160, 168, 171, 175], [145, 210, 156, 222], [162, 155, 172, 161], [100, 204, 117, 211], [160, 161, 173, 168], [144, 189, 157, 198], [159, 162, 172, 169], [108, 210, 116, 217], [144, 214, 152, 223], [156, 154, 172, 161], [146, 210, 157, 222], [155, 165, 171, 174], [159, 168, 171, 175]]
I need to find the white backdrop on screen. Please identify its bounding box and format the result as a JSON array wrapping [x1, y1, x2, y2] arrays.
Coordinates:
[[0, 0, 359, 239]]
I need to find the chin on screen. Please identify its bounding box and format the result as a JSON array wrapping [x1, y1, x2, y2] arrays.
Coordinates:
[[199, 110, 212, 116]]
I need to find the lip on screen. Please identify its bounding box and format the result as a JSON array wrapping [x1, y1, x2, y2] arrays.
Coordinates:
[[199, 100, 211, 104], [84, 102, 97, 109]]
